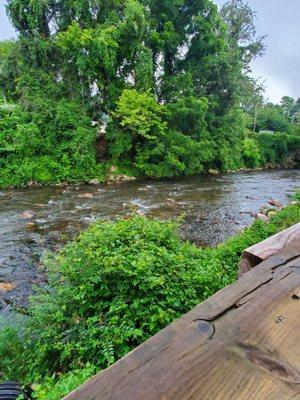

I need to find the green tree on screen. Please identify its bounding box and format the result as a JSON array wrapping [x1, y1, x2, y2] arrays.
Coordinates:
[[1, 0, 294, 187], [220, 0, 266, 72], [219, 0, 267, 132], [0, 40, 20, 102], [280, 96, 300, 124], [256, 103, 292, 133]]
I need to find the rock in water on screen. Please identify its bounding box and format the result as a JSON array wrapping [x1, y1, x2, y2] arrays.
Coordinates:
[[0, 282, 17, 293], [25, 222, 38, 231], [79, 192, 94, 199], [268, 199, 282, 208], [20, 211, 35, 219]]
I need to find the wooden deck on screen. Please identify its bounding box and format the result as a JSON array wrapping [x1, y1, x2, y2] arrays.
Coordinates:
[[64, 225, 300, 400]]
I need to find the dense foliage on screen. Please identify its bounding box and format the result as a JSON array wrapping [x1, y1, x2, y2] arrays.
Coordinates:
[[0, 98, 107, 187], [241, 132, 300, 168], [1, 203, 300, 399], [0, 0, 298, 187]]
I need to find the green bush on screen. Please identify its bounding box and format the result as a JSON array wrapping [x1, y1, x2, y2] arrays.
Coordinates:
[[238, 132, 300, 169], [107, 89, 216, 177], [32, 364, 96, 400], [254, 132, 298, 165], [0, 76, 107, 188], [242, 137, 261, 168], [24, 217, 214, 376], [0, 320, 29, 382], [294, 191, 300, 201]]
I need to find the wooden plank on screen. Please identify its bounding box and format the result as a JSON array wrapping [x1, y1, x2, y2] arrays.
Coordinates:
[[243, 222, 300, 261], [64, 237, 300, 400]]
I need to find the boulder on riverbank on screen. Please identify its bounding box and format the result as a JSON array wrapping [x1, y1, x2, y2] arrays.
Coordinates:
[[89, 179, 100, 185], [268, 198, 283, 208], [108, 166, 136, 183], [208, 169, 219, 176], [256, 213, 269, 222]]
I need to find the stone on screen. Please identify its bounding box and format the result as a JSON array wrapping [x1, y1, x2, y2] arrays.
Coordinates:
[[119, 174, 136, 182], [268, 199, 282, 208], [25, 222, 38, 231], [89, 179, 100, 185], [259, 206, 268, 214], [109, 165, 118, 173], [208, 169, 219, 176], [79, 192, 94, 199], [27, 181, 40, 187], [0, 282, 17, 293], [256, 213, 269, 222], [107, 165, 136, 183], [268, 211, 277, 218], [108, 174, 136, 183], [20, 211, 35, 219], [3, 191, 14, 199]]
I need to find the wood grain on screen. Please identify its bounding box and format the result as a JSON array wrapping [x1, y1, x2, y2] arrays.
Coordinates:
[[243, 222, 300, 261], [64, 237, 300, 400]]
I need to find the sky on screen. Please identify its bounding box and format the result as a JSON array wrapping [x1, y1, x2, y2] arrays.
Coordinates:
[[0, 0, 299, 103]]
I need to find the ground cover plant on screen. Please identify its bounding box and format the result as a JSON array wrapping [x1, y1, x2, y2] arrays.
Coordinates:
[[0, 202, 299, 399]]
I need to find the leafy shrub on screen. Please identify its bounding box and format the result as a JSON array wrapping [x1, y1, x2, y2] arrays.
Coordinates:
[[242, 138, 261, 168], [32, 364, 96, 400], [24, 217, 213, 376], [211, 109, 245, 171], [135, 131, 214, 178], [166, 96, 209, 139], [255, 132, 298, 165], [0, 319, 29, 382], [0, 74, 107, 188], [107, 89, 215, 177], [294, 191, 300, 201], [1, 84, 299, 189]]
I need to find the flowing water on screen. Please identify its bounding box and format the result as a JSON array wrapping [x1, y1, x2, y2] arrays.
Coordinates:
[[0, 169, 299, 312]]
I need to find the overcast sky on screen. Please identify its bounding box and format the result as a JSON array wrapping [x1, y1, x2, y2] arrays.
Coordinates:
[[0, 0, 299, 103]]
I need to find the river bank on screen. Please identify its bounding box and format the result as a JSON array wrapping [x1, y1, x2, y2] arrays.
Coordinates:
[[0, 169, 299, 313], [3, 162, 299, 191]]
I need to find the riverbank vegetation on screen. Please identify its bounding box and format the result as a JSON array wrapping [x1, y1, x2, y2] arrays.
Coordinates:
[[0, 202, 299, 399], [0, 0, 299, 188]]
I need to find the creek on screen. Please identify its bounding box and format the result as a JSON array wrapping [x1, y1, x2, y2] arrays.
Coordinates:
[[0, 169, 299, 312]]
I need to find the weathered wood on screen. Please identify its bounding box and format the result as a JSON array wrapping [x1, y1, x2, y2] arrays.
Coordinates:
[[64, 237, 300, 400], [238, 222, 300, 276], [243, 222, 300, 261]]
